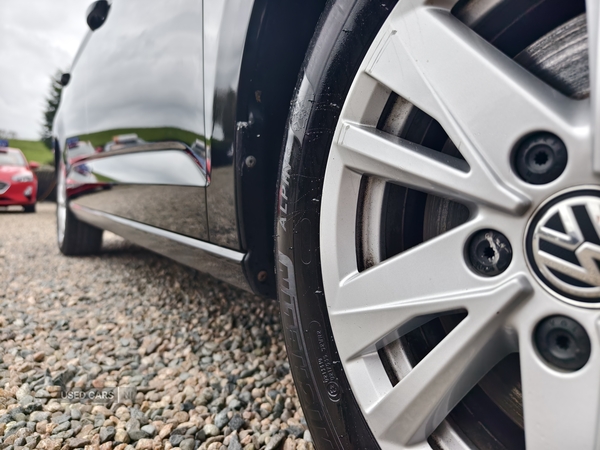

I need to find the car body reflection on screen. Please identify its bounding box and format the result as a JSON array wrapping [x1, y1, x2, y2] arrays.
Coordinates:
[[66, 142, 209, 240], [69, 145, 207, 187], [55, 0, 209, 242]]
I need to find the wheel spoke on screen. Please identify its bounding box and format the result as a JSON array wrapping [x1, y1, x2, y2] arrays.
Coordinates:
[[337, 122, 527, 213], [587, 0, 600, 173], [328, 223, 522, 359], [365, 3, 580, 204], [332, 272, 530, 361], [361, 277, 529, 447], [520, 326, 600, 450], [330, 222, 475, 312]]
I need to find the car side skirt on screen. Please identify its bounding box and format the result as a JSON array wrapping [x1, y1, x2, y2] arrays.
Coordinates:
[[71, 203, 250, 291]]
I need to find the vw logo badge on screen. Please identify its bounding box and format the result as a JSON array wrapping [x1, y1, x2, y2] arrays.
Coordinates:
[[527, 189, 600, 303]]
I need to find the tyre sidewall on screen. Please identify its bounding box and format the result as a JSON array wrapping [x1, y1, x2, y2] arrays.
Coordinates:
[[276, 1, 398, 448]]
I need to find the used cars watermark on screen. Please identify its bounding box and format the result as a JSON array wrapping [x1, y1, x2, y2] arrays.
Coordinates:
[[60, 386, 136, 404]]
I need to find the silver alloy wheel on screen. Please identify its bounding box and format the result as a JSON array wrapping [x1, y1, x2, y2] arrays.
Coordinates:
[[319, 1, 600, 449], [56, 162, 67, 246]]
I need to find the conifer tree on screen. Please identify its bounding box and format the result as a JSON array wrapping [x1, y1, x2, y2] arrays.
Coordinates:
[[41, 72, 63, 149]]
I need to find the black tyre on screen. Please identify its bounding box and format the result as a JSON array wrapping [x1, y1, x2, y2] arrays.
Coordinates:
[[277, 0, 590, 449], [58, 204, 103, 256], [56, 151, 103, 256], [23, 204, 36, 213], [275, 1, 397, 448]]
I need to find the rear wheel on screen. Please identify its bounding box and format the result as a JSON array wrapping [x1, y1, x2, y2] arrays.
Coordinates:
[[276, 0, 598, 449], [57, 161, 103, 256]]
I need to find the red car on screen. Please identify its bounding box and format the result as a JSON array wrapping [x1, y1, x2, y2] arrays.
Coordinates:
[[0, 147, 39, 213]]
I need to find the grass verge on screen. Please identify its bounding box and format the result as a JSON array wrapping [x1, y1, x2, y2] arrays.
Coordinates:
[[9, 140, 54, 165]]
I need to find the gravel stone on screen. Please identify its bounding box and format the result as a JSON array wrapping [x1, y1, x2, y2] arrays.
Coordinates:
[[95, 415, 106, 428], [26, 434, 41, 447], [205, 436, 224, 446], [173, 411, 189, 423], [185, 426, 198, 436], [140, 424, 155, 437], [126, 419, 141, 432], [128, 430, 149, 442], [228, 435, 242, 450], [11, 413, 26, 422], [171, 427, 188, 436], [158, 423, 174, 439], [39, 437, 63, 450], [228, 414, 244, 432], [169, 434, 185, 447], [51, 414, 70, 424], [18, 395, 35, 406], [203, 424, 220, 437], [35, 389, 51, 399], [228, 399, 242, 410], [0, 205, 308, 450], [214, 410, 229, 429], [70, 408, 82, 420], [135, 438, 154, 450], [30, 411, 50, 422], [51, 421, 70, 435], [179, 438, 195, 450], [100, 427, 117, 443], [194, 430, 206, 442], [55, 430, 75, 439], [68, 436, 91, 448], [182, 401, 194, 412], [282, 438, 295, 450], [265, 433, 286, 450], [286, 426, 304, 439], [303, 430, 312, 443], [6, 421, 27, 436], [114, 429, 130, 444], [129, 409, 149, 426]]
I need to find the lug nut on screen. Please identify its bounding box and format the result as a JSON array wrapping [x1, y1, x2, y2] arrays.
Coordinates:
[[513, 132, 567, 184], [467, 229, 512, 276], [535, 316, 590, 371]]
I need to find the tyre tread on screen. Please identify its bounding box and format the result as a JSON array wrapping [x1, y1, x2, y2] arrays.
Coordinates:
[[59, 207, 103, 256]]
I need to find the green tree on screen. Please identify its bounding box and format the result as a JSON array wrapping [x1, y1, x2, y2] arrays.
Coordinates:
[[0, 130, 17, 140], [41, 72, 63, 149]]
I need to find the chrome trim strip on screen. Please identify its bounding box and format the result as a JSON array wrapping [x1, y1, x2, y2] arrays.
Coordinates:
[[73, 204, 243, 261], [76, 141, 189, 162], [69, 148, 208, 188], [71, 204, 250, 290]]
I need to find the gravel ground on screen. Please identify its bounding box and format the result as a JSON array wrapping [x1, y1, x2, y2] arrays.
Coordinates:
[[0, 204, 312, 450]]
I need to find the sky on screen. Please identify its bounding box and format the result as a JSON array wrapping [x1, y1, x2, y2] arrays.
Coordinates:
[[0, 0, 89, 140]]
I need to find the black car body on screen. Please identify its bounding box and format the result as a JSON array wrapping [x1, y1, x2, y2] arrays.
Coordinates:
[[54, 0, 325, 296]]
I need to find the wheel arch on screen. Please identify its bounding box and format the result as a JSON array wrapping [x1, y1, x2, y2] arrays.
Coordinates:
[[234, 0, 327, 298]]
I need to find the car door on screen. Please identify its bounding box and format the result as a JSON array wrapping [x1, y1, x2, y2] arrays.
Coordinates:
[[59, 0, 209, 240]]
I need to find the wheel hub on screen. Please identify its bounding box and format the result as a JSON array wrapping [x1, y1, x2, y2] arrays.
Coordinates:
[[526, 188, 600, 304]]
